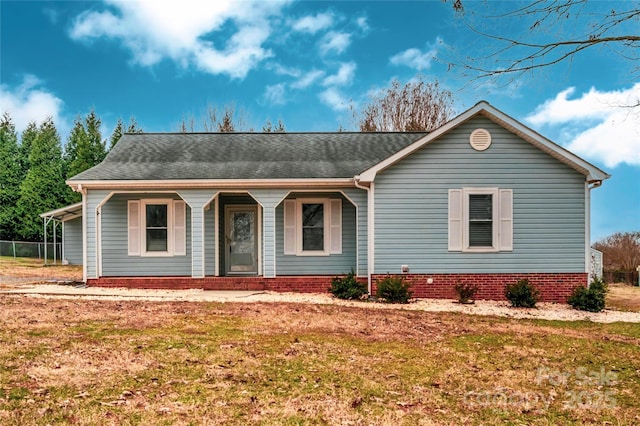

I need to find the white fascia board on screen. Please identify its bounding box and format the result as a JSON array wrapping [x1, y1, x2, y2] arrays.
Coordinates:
[[39, 202, 84, 220], [358, 101, 610, 183], [66, 178, 355, 190]]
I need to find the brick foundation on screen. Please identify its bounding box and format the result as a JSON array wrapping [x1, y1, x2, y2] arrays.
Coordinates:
[[372, 273, 587, 303], [87, 275, 342, 293], [87, 272, 586, 303]]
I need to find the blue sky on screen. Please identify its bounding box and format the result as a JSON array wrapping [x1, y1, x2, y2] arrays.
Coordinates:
[[1, 0, 638, 241]]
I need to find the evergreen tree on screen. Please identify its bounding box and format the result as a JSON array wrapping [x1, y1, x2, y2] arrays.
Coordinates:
[[0, 113, 21, 240], [110, 118, 125, 149], [126, 117, 142, 133], [85, 109, 106, 163], [63, 118, 91, 203], [18, 121, 38, 179], [15, 117, 67, 241]]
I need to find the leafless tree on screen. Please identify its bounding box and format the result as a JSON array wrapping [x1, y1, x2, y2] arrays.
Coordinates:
[[178, 103, 249, 132], [444, 0, 639, 95], [352, 78, 454, 132], [593, 231, 640, 272]]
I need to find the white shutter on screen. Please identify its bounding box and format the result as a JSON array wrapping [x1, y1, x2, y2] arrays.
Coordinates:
[[498, 189, 513, 251], [329, 199, 342, 254], [283, 199, 296, 255], [128, 200, 141, 255], [448, 189, 463, 251], [173, 200, 186, 256]]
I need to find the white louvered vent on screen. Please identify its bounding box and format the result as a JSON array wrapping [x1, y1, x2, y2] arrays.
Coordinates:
[[469, 128, 491, 151]]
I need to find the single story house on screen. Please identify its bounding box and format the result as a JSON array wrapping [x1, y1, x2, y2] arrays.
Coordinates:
[[56, 102, 609, 302]]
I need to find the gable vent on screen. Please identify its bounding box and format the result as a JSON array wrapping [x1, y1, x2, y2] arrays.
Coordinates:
[[469, 128, 491, 151]]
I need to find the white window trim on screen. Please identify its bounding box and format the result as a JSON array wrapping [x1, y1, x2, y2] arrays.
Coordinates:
[[140, 199, 174, 257], [296, 198, 330, 256], [462, 188, 499, 253]]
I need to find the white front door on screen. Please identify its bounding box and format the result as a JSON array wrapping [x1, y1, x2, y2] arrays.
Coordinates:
[[225, 205, 258, 275]]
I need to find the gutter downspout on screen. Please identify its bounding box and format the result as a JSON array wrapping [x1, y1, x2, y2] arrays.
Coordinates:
[[354, 176, 373, 295], [585, 179, 603, 287]]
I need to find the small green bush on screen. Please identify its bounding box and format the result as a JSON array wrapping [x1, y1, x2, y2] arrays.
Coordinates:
[[568, 277, 608, 312], [504, 278, 540, 308], [375, 275, 412, 304], [329, 270, 368, 300], [454, 281, 479, 304]]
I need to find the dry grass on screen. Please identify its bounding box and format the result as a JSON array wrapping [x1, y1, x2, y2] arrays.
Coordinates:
[[1, 297, 639, 425], [607, 284, 640, 312], [0, 257, 82, 283]]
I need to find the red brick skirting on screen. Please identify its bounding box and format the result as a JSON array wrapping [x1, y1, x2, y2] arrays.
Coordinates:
[[372, 273, 587, 303], [87, 272, 586, 303], [87, 276, 340, 293]]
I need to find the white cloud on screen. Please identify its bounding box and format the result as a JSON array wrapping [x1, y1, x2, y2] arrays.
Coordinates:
[[356, 16, 369, 32], [263, 83, 286, 105], [69, 0, 290, 79], [323, 62, 356, 87], [291, 69, 325, 89], [292, 12, 333, 34], [390, 38, 441, 70], [319, 31, 351, 55], [0, 75, 66, 134], [526, 84, 640, 168], [319, 87, 349, 112]]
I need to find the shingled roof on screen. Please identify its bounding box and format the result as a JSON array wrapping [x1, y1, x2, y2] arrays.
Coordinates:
[[69, 132, 427, 181]]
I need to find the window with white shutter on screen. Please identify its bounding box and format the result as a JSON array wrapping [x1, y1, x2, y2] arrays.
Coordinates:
[[128, 198, 187, 257], [282, 197, 342, 256], [448, 188, 513, 252]]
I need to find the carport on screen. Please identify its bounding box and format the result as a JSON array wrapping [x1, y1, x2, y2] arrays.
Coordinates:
[[39, 202, 83, 265]]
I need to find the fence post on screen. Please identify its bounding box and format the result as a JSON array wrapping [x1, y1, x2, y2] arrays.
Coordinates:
[[12, 240, 16, 260]]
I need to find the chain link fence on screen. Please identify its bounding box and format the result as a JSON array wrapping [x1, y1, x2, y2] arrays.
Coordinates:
[[0, 240, 62, 262]]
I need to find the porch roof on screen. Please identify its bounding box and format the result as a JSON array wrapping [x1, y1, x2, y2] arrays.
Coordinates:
[[39, 202, 83, 222], [67, 132, 426, 182]]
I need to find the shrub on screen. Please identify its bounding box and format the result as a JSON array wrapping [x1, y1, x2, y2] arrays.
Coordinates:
[[454, 281, 478, 304], [504, 278, 540, 308], [329, 270, 368, 300], [375, 275, 412, 304], [568, 277, 608, 312]]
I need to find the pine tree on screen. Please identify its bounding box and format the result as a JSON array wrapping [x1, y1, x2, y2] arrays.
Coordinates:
[[0, 113, 22, 240], [15, 118, 67, 241], [126, 117, 142, 133], [85, 109, 106, 163], [18, 121, 38, 179], [110, 118, 125, 149]]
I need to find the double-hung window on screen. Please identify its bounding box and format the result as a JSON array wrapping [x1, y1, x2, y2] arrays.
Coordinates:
[[128, 199, 186, 257], [283, 198, 342, 256], [448, 188, 513, 252]]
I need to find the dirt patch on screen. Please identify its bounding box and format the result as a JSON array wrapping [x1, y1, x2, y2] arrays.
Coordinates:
[[0, 257, 82, 285], [607, 283, 640, 312]]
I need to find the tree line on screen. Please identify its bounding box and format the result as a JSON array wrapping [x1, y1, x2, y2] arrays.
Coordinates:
[[0, 112, 142, 242], [0, 77, 454, 243]]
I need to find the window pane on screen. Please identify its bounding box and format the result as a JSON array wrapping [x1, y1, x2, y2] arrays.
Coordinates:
[[302, 203, 323, 227], [146, 204, 167, 227], [469, 194, 492, 247], [469, 222, 492, 246], [146, 229, 168, 251], [302, 203, 324, 251], [303, 228, 324, 251], [469, 195, 492, 220]]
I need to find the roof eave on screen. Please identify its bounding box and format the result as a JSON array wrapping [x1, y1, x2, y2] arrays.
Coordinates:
[[66, 178, 356, 190]]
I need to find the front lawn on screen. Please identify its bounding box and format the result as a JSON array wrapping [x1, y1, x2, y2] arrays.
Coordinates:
[[0, 297, 638, 425]]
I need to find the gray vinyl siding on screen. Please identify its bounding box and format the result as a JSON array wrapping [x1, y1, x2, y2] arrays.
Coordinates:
[[342, 188, 368, 276], [276, 193, 357, 275], [205, 206, 215, 276], [62, 217, 83, 265], [87, 189, 110, 278], [374, 116, 586, 274], [101, 194, 192, 276]]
